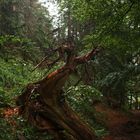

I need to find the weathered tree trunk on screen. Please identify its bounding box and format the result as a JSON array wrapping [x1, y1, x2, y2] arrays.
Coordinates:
[[17, 46, 99, 140]]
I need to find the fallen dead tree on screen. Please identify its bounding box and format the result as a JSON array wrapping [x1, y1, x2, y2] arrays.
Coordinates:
[[16, 42, 100, 140]]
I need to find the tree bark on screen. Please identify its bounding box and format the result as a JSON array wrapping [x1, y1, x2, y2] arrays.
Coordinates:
[[16, 46, 99, 140]]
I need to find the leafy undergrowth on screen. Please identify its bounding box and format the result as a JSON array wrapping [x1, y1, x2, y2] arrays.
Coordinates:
[[0, 107, 53, 140], [0, 58, 53, 140], [0, 58, 44, 105], [66, 85, 109, 138]]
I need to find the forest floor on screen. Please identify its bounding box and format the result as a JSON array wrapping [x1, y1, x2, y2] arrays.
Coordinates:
[[95, 103, 140, 140], [1, 104, 140, 140]]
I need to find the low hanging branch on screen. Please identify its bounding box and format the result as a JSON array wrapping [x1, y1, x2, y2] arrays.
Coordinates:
[[17, 43, 100, 140]]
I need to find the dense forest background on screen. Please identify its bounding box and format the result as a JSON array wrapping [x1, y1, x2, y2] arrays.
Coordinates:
[[0, 0, 140, 140]]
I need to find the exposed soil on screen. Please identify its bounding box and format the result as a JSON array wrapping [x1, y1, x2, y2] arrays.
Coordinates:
[[95, 103, 140, 140]]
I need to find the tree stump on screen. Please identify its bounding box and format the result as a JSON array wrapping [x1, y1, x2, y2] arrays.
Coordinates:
[[16, 45, 100, 140]]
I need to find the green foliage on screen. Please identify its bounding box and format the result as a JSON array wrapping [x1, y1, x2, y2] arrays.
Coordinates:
[[66, 85, 108, 137], [0, 55, 51, 139], [0, 117, 53, 140], [66, 85, 102, 122], [0, 57, 44, 106], [0, 119, 14, 140], [0, 35, 42, 62], [58, 0, 140, 109], [66, 85, 102, 110]]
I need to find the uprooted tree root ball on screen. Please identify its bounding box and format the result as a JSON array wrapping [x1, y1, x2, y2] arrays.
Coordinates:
[[16, 44, 100, 140]]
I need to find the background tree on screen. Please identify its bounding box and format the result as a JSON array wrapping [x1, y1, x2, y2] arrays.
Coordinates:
[[56, 0, 140, 109]]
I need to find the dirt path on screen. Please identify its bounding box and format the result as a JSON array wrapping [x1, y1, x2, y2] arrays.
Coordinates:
[[95, 103, 140, 140]]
